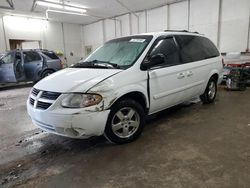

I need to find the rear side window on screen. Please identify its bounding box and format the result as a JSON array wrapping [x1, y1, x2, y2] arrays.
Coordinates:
[[42, 51, 59, 59], [1, 52, 14, 64], [176, 35, 219, 63], [23, 51, 41, 63], [150, 38, 180, 66]]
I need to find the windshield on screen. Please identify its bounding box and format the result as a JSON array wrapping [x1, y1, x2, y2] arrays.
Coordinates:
[[73, 35, 153, 69]]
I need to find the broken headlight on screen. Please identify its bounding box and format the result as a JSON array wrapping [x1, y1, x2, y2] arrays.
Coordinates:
[[61, 93, 102, 108]]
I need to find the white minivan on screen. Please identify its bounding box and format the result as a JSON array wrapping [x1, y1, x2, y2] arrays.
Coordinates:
[[27, 31, 223, 144]]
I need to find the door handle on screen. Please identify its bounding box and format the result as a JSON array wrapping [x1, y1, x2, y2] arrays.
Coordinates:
[[187, 71, 193, 77], [177, 73, 185, 79]]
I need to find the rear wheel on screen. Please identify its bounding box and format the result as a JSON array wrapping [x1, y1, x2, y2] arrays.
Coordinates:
[[200, 77, 217, 104], [104, 99, 145, 144]]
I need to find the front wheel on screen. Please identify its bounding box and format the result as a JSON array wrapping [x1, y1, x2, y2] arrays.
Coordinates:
[[200, 77, 217, 104], [104, 99, 145, 144]]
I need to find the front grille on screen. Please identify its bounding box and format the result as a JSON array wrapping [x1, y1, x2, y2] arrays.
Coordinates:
[[41, 91, 61, 100], [29, 87, 61, 110], [37, 101, 52, 110], [32, 88, 40, 96], [30, 98, 35, 105]]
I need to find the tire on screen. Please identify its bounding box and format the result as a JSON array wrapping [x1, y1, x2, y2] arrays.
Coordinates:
[[200, 77, 217, 104], [41, 70, 54, 79], [104, 99, 145, 144]]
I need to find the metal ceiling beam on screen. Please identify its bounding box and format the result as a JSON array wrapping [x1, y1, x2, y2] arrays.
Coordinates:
[[0, 6, 12, 10], [115, 0, 138, 18], [0, 0, 14, 10], [6, 0, 14, 8], [31, 0, 37, 12]]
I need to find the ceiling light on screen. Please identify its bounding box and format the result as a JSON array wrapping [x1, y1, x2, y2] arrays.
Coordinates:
[[64, 6, 86, 13], [46, 9, 87, 16], [36, 0, 87, 14], [36, 1, 63, 9], [64, 3, 87, 9], [46, 0, 61, 2]]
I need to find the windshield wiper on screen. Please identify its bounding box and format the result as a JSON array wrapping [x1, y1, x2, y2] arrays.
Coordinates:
[[71, 62, 108, 69], [91, 60, 120, 69], [72, 60, 120, 69]]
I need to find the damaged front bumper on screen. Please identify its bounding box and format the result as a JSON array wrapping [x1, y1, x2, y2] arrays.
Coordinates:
[[27, 101, 110, 138]]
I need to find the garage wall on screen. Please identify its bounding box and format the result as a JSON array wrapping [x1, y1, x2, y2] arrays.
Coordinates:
[[168, 1, 188, 30], [131, 14, 139, 34], [63, 23, 83, 65], [3, 16, 45, 50], [147, 6, 168, 32], [0, 16, 83, 65], [118, 14, 131, 36], [43, 22, 64, 53], [83, 21, 104, 53], [104, 19, 116, 41], [82, 0, 250, 57], [189, 0, 219, 45], [0, 16, 6, 53], [138, 11, 146, 33], [219, 0, 250, 52], [249, 25, 250, 51]]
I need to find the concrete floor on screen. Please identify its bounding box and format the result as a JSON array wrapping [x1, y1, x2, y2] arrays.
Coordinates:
[[0, 85, 250, 188]]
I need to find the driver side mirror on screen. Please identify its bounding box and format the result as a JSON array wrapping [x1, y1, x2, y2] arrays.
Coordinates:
[[141, 53, 165, 70]]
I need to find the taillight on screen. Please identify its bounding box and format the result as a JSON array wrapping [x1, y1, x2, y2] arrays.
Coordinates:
[[60, 61, 63, 69]]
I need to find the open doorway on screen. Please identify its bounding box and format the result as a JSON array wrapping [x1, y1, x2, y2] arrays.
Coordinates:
[[9, 39, 41, 50]]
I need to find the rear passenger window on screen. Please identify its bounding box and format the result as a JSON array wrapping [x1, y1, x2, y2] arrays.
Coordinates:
[[150, 38, 180, 66], [1, 52, 14, 64], [176, 35, 219, 63], [23, 51, 41, 63], [42, 51, 59, 59]]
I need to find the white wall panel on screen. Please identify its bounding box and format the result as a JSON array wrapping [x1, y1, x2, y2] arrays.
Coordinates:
[[3, 16, 45, 49], [104, 19, 116, 41], [147, 6, 168, 32], [248, 27, 250, 51], [43, 22, 64, 53], [189, 0, 219, 45], [220, 0, 250, 52], [83, 21, 104, 51], [131, 14, 139, 35], [117, 14, 130, 36], [115, 19, 122, 38], [138, 11, 146, 33], [0, 16, 6, 53], [63, 23, 82, 65], [169, 1, 188, 30]]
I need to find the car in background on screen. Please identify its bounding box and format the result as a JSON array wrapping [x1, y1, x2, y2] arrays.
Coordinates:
[[0, 49, 63, 84]]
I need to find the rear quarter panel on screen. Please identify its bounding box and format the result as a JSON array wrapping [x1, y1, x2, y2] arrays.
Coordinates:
[[46, 59, 62, 71], [201, 55, 223, 93]]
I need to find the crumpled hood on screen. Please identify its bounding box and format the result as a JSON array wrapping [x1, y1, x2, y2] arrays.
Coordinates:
[[34, 68, 122, 93]]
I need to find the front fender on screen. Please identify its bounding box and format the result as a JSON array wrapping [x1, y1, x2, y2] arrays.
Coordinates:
[[89, 81, 149, 110]]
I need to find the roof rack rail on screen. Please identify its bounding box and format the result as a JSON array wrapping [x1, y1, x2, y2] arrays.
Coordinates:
[[164, 30, 199, 34]]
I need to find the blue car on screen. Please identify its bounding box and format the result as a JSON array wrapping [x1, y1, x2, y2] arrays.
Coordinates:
[[0, 49, 63, 83]]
